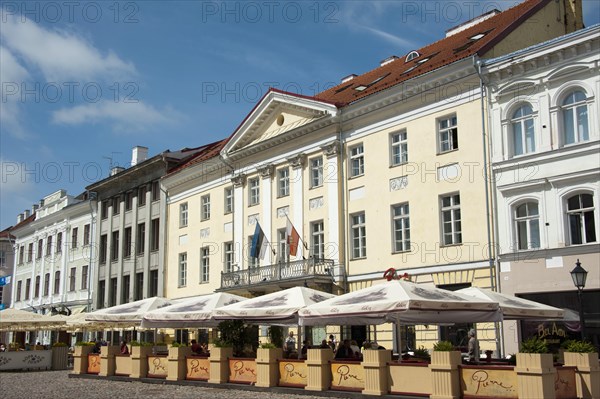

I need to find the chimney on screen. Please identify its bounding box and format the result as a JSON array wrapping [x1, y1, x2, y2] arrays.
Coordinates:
[[23, 209, 30, 218], [32, 204, 39, 213], [111, 166, 125, 176], [445, 9, 500, 37], [131, 146, 149, 166], [17, 213, 24, 224], [341, 74, 357, 84]]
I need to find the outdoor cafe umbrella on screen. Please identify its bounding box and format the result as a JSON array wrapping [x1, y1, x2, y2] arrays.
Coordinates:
[[214, 286, 336, 326], [456, 287, 565, 320], [141, 292, 248, 328], [85, 297, 176, 326], [298, 280, 503, 326], [0, 308, 67, 331]]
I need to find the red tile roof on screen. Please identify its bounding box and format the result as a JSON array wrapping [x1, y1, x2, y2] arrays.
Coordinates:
[[166, 138, 229, 176], [315, 0, 549, 105], [9, 213, 35, 233]]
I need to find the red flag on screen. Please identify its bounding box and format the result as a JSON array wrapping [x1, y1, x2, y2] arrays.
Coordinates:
[[286, 219, 300, 256]]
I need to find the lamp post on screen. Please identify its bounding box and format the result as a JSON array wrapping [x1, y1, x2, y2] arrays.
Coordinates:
[[570, 259, 588, 340]]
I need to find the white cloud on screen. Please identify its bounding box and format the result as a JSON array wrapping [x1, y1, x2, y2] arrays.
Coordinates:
[[51, 101, 180, 132], [1, 15, 135, 82], [0, 46, 31, 139]]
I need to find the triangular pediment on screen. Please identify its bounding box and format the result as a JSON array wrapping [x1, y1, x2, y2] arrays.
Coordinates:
[[223, 89, 338, 155]]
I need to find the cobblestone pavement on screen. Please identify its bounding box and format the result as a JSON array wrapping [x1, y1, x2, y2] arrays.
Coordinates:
[[2, 370, 413, 399], [0, 370, 324, 399]]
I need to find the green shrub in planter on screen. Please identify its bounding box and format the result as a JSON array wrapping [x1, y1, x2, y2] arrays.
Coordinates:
[[414, 345, 430, 360], [171, 342, 187, 348], [74, 341, 95, 346], [565, 340, 596, 353], [260, 342, 278, 349], [520, 337, 549, 353], [212, 339, 232, 348], [52, 342, 68, 347], [433, 341, 455, 351]]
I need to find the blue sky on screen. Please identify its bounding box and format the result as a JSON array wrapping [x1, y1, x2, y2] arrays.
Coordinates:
[[1, 0, 599, 230]]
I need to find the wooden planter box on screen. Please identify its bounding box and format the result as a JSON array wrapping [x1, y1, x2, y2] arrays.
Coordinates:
[[305, 348, 333, 392], [429, 350, 462, 399], [208, 347, 233, 384], [563, 352, 600, 399], [72, 346, 93, 374], [130, 346, 153, 379], [167, 346, 191, 381], [256, 348, 283, 387], [515, 353, 556, 399], [51, 346, 69, 370], [362, 349, 391, 396]]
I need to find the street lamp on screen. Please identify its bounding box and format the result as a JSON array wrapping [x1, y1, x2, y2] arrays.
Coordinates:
[[570, 259, 588, 340]]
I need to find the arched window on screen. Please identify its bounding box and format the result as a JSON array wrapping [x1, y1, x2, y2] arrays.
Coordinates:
[[566, 193, 596, 245], [511, 104, 535, 156], [514, 202, 540, 250], [562, 91, 589, 145]]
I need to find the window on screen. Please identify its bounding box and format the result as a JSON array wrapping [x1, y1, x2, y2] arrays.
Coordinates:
[[278, 168, 290, 197], [0, 250, 4, 268], [16, 280, 22, 301], [391, 131, 408, 166], [514, 202, 540, 250], [311, 221, 324, 259], [248, 236, 258, 269], [101, 200, 109, 219], [37, 239, 42, 259], [25, 278, 31, 300], [150, 218, 159, 251], [83, 224, 90, 245], [562, 90, 589, 145], [151, 181, 160, 201], [311, 157, 323, 188], [136, 223, 145, 255], [138, 185, 147, 206], [149, 270, 158, 297], [81, 265, 88, 290], [125, 191, 133, 211], [438, 115, 458, 153], [179, 252, 187, 287], [201, 195, 211, 221], [46, 236, 53, 256], [200, 247, 210, 283], [351, 212, 366, 259], [97, 280, 105, 309], [441, 194, 462, 245], [71, 227, 78, 249], [511, 105, 535, 156], [224, 242, 234, 273], [123, 227, 132, 258], [278, 229, 288, 263], [56, 232, 62, 253], [135, 273, 144, 301], [224, 187, 233, 214], [27, 243, 33, 262], [350, 144, 364, 177], [122, 275, 130, 303], [111, 231, 119, 261], [109, 278, 117, 307], [567, 193, 596, 245], [249, 177, 260, 206], [392, 203, 410, 252], [99, 234, 107, 264], [34, 276, 40, 297], [43, 273, 50, 296], [54, 271, 60, 294], [112, 196, 120, 215], [69, 267, 76, 292], [180, 203, 188, 227]]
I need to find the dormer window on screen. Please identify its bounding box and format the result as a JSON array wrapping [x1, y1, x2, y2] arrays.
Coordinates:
[[470, 33, 486, 40], [354, 85, 367, 92], [405, 51, 420, 62]]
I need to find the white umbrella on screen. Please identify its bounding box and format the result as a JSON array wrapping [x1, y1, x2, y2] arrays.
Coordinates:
[[0, 308, 66, 331], [456, 287, 565, 320], [298, 280, 502, 326], [141, 292, 248, 328], [85, 297, 175, 326], [214, 286, 336, 325]]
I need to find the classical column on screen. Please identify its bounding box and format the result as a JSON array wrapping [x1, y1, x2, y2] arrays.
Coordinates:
[[258, 164, 274, 264], [231, 174, 246, 269], [321, 141, 340, 265], [287, 153, 305, 258]]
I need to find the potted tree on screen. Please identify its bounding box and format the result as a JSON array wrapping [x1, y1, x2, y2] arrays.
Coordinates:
[[515, 337, 555, 399], [431, 340, 461, 365]]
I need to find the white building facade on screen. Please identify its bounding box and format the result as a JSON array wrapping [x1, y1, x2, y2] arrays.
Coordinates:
[[485, 25, 600, 354]]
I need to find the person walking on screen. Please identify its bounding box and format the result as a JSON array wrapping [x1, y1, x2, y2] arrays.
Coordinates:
[[284, 331, 296, 358], [467, 329, 480, 364]]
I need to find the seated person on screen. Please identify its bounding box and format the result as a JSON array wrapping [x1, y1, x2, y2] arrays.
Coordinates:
[[334, 339, 354, 359], [319, 339, 330, 349], [300, 340, 309, 359], [92, 341, 101, 354], [120, 340, 129, 355], [191, 339, 202, 354]]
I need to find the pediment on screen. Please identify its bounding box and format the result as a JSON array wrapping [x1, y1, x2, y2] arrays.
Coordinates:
[[495, 80, 536, 98], [223, 89, 338, 155]]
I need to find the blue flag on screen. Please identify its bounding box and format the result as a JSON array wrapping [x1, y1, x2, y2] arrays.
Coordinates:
[[250, 222, 269, 260]]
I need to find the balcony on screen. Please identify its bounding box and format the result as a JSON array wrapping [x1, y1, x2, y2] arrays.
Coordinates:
[[218, 258, 335, 295]]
